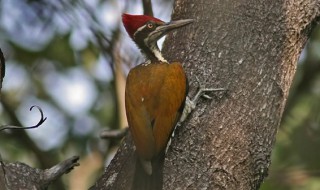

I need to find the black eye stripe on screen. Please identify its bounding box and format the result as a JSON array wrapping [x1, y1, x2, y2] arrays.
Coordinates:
[[133, 21, 157, 39]]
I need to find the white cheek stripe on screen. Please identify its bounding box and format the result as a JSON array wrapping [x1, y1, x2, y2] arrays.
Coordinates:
[[146, 42, 168, 63], [134, 24, 168, 63], [153, 47, 167, 63]]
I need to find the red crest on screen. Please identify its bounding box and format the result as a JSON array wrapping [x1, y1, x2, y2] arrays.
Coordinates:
[[122, 14, 164, 38]]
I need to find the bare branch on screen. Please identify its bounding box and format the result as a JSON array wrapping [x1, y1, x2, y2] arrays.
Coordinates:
[[0, 48, 5, 90], [100, 128, 128, 139], [142, 0, 154, 16], [0, 156, 79, 190]]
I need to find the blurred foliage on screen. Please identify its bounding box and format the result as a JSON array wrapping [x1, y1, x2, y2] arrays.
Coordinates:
[[0, 0, 319, 190], [0, 0, 172, 189]]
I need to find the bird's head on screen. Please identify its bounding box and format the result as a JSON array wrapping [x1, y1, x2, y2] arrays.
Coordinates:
[[122, 14, 193, 63]]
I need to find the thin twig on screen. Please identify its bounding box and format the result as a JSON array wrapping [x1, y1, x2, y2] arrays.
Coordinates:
[[0, 105, 47, 132]]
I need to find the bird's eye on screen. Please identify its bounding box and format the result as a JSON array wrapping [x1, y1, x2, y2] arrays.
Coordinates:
[[147, 23, 154, 29]]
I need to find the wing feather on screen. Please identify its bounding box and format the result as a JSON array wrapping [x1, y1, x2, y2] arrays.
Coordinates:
[[125, 62, 186, 160]]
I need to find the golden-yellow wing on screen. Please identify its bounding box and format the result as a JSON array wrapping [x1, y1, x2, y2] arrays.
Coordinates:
[[125, 62, 187, 160]]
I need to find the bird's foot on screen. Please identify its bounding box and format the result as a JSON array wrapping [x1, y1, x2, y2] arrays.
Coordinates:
[[178, 77, 226, 124]]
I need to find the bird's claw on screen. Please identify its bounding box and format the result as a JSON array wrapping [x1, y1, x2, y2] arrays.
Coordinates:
[[202, 94, 212, 100], [192, 77, 226, 103], [179, 77, 226, 123]]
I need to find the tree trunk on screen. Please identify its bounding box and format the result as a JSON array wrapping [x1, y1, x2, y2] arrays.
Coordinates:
[[91, 0, 320, 189]]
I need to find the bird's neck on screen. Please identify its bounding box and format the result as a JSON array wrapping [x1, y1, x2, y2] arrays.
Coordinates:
[[138, 42, 168, 63]]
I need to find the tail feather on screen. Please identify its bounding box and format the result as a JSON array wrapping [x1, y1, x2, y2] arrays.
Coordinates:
[[132, 153, 164, 190], [140, 160, 152, 175]]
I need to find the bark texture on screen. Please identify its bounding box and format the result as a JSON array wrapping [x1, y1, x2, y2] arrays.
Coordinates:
[[91, 0, 320, 189], [162, 0, 320, 189]]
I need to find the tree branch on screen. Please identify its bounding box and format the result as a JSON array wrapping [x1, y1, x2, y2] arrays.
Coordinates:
[[142, 0, 154, 16], [0, 156, 79, 190], [0, 48, 5, 90]]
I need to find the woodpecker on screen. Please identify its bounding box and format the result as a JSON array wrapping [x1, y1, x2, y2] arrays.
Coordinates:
[[123, 14, 225, 189], [122, 13, 193, 175]]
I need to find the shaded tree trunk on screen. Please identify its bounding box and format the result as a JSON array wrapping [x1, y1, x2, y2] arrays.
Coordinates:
[[91, 0, 320, 189]]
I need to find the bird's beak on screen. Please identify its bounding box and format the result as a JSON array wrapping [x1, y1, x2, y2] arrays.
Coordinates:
[[148, 19, 194, 43]]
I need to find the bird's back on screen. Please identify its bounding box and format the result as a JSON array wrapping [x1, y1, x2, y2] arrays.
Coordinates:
[[125, 61, 187, 161]]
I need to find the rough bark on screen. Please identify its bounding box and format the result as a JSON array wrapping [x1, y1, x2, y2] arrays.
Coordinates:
[[91, 0, 320, 189], [90, 134, 136, 190]]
